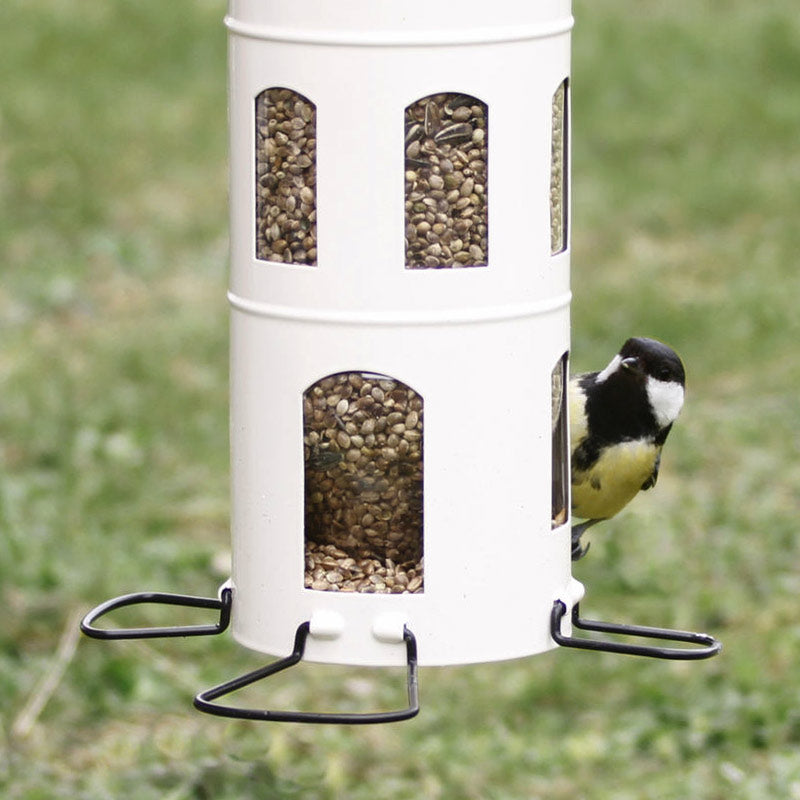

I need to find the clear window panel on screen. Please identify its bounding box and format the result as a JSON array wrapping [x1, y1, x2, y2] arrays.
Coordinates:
[[255, 88, 317, 265], [405, 93, 488, 269], [550, 79, 568, 255], [551, 352, 569, 528], [304, 372, 424, 593]]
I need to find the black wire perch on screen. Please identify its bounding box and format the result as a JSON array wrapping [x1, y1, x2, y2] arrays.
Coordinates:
[[80, 588, 233, 640], [194, 622, 420, 724], [550, 600, 721, 660], [80, 588, 419, 723], [80, 587, 718, 722]]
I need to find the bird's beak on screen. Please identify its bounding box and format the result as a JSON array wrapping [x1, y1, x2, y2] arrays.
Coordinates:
[[620, 356, 642, 374]]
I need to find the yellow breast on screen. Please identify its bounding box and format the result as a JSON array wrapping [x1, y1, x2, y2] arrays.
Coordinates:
[[571, 439, 660, 521]]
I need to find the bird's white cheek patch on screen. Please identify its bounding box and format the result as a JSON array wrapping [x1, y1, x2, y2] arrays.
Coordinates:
[[646, 378, 684, 427]]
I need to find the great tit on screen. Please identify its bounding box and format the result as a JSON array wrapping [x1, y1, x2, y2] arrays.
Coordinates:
[[569, 337, 686, 559]]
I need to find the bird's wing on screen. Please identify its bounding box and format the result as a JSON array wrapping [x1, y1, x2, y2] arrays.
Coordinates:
[[640, 450, 661, 491], [642, 421, 674, 490]]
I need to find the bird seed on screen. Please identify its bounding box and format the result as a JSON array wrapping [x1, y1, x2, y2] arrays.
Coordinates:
[[404, 93, 488, 268], [304, 372, 424, 593]]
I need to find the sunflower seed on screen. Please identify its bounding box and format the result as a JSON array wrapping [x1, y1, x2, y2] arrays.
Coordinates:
[[434, 122, 474, 146], [424, 100, 441, 137]]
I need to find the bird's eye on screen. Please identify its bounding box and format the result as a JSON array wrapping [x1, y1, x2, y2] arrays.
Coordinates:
[[656, 367, 671, 380]]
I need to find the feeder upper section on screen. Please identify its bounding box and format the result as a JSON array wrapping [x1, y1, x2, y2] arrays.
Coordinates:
[[227, 0, 572, 321], [227, 1, 573, 43]]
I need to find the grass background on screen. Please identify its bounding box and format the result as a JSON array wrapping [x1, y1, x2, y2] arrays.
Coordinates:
[[2, 0, 799, 797]]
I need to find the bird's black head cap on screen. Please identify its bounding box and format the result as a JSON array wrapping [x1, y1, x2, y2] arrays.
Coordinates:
[[619, 337, 685, 387]]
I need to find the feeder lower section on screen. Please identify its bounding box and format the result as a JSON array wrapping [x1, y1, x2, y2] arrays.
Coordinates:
[[229, 302, 574, 666]]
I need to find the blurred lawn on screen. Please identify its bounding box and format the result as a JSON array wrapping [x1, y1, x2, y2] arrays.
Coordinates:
[[2, 0, 800, 798]]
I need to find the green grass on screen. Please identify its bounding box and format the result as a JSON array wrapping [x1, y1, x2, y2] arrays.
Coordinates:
[[2, 0, 800, 797]]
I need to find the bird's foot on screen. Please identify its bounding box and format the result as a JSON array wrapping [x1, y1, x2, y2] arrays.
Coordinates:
[[571, 536, 590, 561], [571, 519, 601, 561]]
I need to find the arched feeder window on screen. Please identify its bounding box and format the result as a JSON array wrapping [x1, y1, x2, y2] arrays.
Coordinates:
[[550, 79, 568, 255], [255, 87, 317, 265], [551, 351, 569, 528], [404, 92, 488, 268], [303, 372, 424, 593]]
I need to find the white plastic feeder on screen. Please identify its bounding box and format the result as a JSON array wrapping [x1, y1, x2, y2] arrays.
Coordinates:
[[81, 0, 720, 724], [227, 0, 576, 668]]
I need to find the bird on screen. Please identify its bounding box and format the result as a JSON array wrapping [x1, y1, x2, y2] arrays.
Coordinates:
[[568, 337, 686, 560]]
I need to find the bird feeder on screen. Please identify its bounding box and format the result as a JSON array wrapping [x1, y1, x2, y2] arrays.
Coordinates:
[[81, 0, 720, 723]]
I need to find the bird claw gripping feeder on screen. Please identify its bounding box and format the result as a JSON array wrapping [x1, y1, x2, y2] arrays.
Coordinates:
[[80, 0, 721, 723]]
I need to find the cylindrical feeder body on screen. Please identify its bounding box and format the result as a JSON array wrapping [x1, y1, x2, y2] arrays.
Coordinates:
[[227, 0, 579, 666]]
